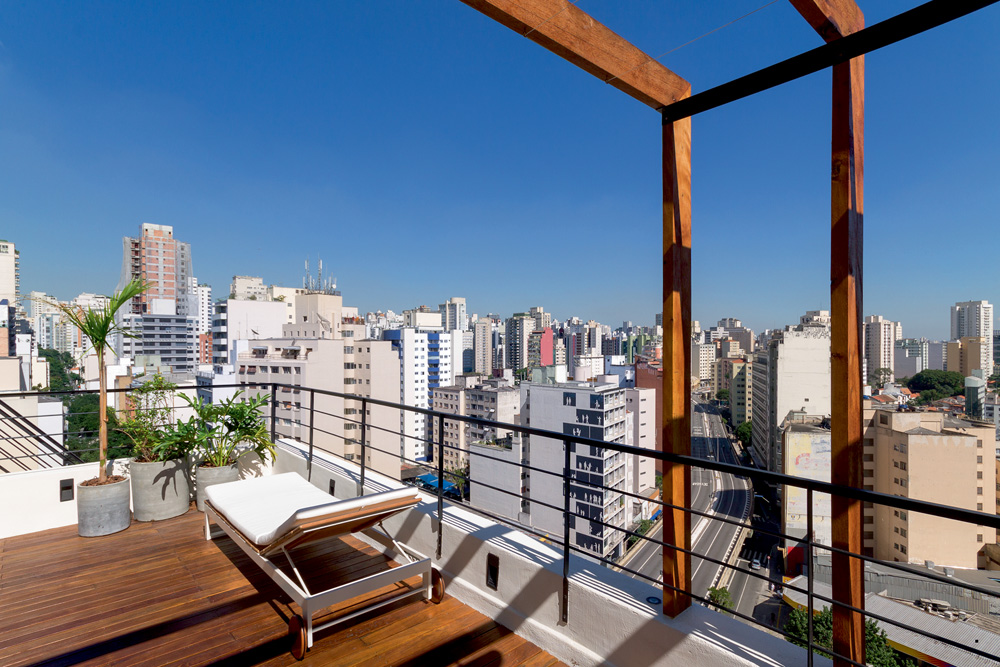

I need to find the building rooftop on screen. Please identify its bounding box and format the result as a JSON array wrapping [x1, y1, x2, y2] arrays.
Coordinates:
[[0, 510, 565, 667]]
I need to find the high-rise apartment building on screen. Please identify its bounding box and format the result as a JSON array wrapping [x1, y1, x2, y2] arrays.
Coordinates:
[[0, 240, 20, 307], [521, 381, 630, 561], [866, 409, 995, 568], [750, 315, 831, 472], [432, 375, 520, 472], [863, 315, 901, 382], [383, 327, 453, 463], [473, 318, 492, 374], [505, 313, 533, 371], [730, 359, 753, 427], [527, 328, 554, 369], [946, 337, 990, 378], [438, 297, 467, 332], [529, 306, 551, 332], [952, 300, 994, 373], [116, 224, 198, 372]]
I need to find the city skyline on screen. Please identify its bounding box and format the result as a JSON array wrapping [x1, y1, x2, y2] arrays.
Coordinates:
[[2, 2, 998, 340]]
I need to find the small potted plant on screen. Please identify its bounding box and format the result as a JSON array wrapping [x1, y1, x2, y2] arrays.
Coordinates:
[[40, 279, 148, 537], [191, 391, 276, 511], [119, 374, 192, 521]]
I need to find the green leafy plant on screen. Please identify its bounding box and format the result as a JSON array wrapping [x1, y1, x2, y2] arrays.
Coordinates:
[[118, 374, 177, 462], [707, 586, 733, 613], [195, 391, 276, 468], [38, 280, 148, 483]]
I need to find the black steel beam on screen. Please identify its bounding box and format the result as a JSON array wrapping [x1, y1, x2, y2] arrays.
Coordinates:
[[661, 0, 999, 122]]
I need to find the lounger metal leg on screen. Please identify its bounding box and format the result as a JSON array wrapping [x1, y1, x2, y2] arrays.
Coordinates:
[[204, 510, 212, 541], [283, 546, 312, 595]]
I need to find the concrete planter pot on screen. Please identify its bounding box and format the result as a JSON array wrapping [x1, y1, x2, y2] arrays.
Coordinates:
[[131, 459, 191, 521], [77, 477, 131, 537], [195, 463, 239, 512]]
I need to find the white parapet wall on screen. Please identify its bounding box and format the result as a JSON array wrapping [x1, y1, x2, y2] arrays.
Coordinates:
[[272, 440, 826, 667], [0, 458, 130, 538], [1, 462, 97, 538]]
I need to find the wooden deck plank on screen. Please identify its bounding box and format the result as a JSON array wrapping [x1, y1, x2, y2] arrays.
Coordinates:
[[0, 510, 566, 667]]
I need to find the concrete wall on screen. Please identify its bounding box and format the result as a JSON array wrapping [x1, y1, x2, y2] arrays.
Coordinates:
[[272, 442, 822, 667]]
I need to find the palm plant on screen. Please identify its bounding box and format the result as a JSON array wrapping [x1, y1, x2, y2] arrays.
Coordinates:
[[43, 280, 148, 483]]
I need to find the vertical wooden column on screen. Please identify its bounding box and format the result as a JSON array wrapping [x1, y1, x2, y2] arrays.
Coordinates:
[[661, 102, 692, 618], [829, 54, 865, 667]]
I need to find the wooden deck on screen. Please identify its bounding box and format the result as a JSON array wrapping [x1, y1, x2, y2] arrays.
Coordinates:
[[0, 509, 565, 666]]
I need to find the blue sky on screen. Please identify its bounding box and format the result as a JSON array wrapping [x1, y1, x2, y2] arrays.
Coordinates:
[[1, 1, 997, 340]]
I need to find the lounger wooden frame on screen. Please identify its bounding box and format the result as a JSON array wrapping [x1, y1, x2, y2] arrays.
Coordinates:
[[204, 493, 438, 659]]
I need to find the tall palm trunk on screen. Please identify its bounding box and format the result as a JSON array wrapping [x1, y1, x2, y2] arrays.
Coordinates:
[[98, 349, 107, 483]]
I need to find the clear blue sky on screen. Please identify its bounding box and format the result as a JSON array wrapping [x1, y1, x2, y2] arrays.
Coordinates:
[[1, 1, 997, 340]]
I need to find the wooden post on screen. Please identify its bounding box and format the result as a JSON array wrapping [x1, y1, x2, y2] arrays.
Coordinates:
[[790, 4, 866, 664], [661, 102, 692, 618], [829, 53, 865, 667]]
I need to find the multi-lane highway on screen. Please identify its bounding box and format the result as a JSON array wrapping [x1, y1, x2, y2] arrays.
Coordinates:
[[622, 396, 751, 601]]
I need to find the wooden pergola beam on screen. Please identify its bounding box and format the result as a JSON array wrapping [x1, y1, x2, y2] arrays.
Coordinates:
[[661, 107, 693, 619], [790, 2, 865, 665], [789, 0, 864, 41], [458, 0, 689, 109]]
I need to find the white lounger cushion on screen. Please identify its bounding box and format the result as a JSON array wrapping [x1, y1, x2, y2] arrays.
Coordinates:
[[205, 472, 420, 547]]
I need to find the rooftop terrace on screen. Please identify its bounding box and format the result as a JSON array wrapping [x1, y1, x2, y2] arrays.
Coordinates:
[[0, 510, 564, 667]]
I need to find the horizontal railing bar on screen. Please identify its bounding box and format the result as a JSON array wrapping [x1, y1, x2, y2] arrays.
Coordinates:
[[261, 383, 1000, 530]]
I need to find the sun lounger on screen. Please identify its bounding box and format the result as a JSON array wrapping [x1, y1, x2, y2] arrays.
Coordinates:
[[204, 472, 443, 660]]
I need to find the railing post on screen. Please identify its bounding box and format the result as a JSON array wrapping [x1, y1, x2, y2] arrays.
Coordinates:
[[307, 389, 315, 482], [269, 384, 277, 444], [436, 413, 445, 560], [562, 438, 572, 624], [359, 398, 368, 497], [807, 487, 814, 667]]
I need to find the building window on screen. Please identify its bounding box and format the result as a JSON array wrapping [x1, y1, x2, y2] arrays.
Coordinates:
[[978, 456, 984, 463], [979, 535, 985, 543]]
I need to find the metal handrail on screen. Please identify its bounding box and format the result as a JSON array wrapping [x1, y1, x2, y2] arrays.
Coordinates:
[[3, 381, 998, 664]]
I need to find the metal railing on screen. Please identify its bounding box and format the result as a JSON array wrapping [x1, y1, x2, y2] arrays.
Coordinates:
[[3, 381, 1000, 665]]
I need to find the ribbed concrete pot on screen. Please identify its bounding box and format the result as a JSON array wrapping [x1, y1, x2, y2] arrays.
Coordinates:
[[195, 463, 239, 512], [131, 459, 191, 521], [77, 477, 131, 537]]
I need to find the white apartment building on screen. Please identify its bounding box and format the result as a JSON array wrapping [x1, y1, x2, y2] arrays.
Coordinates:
[[521, 381, 630, 562], [236, 336, 402, 479], [952, 300, 994, 374], [470, 434, 528, 523], [432, 376, 520, 472], [438, 297, 467, 332], [210, 299, 286, 366], [751, 317, 831, 472], [192, 280, 212, 334], [383, 327, 454, 463], [863, 315, 901, 383], [625, 387, 656, 520], [691, 340, 716, 383], [0, 240, 19, 306], [402, 307, 442, 330], [230, 275, 267, 301]]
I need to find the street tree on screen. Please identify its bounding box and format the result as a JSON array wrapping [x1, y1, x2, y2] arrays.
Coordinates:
[[785, 606, 915, 666], [707, 586, 733, 613]]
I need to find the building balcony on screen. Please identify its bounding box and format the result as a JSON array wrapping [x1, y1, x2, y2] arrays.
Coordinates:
[[2, 383, 996, 666]]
